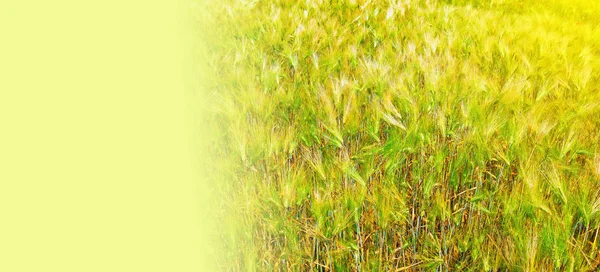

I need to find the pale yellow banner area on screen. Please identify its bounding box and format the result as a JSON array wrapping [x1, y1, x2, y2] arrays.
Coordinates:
[[0, 1, 214, 271]]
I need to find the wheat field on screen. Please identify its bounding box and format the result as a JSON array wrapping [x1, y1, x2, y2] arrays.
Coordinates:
[[195, 0, 600, 270]]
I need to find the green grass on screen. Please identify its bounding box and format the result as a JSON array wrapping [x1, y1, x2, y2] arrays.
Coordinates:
[[196, 0, 600, 270]]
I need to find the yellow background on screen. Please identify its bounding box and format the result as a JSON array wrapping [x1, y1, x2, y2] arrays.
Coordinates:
[[0, 0, 214, 271]]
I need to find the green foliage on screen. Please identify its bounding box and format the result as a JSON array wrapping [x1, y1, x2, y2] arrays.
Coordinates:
[[199, 0, 600, 270]]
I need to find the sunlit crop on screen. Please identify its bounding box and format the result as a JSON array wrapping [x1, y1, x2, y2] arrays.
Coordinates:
[[195, 0, 600, 270]]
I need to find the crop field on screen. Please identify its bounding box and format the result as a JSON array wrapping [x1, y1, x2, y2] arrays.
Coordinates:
[[195, 0, 600, 270]]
